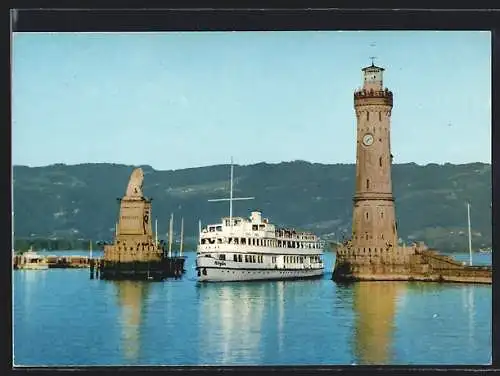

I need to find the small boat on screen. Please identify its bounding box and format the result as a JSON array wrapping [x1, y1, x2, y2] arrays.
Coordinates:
[[479, 248, 492, 254], [16, 247, 49, 270]]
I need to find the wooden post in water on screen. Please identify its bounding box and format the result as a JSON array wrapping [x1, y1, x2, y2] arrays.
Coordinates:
[[89, 240, 94, 278]]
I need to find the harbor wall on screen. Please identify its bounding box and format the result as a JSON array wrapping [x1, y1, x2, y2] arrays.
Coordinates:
[[333, 245, 492, 284]]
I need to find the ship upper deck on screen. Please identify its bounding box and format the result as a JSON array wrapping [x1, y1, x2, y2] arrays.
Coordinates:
[[200, 211, 320, 242]]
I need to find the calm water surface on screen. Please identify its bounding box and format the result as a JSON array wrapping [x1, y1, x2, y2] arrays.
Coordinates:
[[13, 251, 492, 366]]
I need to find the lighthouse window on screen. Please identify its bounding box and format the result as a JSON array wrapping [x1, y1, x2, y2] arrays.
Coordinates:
[[367, 112, 370, 121], [366, 212, 369, 220], [366, 179, 370, 189], [379, 112, 382, 121], [379, 157, 382, 167]]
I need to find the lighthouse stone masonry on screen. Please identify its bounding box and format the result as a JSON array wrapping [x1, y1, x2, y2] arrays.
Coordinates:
[[332, 63, 491, 283]]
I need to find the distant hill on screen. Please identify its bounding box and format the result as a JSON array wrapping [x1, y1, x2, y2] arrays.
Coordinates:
[[12, 161, 491, 252]]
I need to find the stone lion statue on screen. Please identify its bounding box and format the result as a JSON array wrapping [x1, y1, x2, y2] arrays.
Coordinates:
[[125, 168, 144, 198]]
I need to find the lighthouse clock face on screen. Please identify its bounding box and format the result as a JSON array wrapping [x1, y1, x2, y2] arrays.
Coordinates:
[[362, 133, 374, 146]]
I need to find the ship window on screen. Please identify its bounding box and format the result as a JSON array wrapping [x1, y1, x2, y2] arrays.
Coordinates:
[[216, 226, 222, 231], [238, 254, 242, 262], [252, 255, 256, 263], [241, 238, 246, 245], [201, 239, 206, 245], [245, 255, 248, 262], [259, 224, 265, 230], [228, 238, 233, 244], [217, 238, 222, 244], [234, 238, 239, 244], [219, 254, 226, 261], [252, 225, 258, 231], [233, 254, 238, 262], [209, 227, 215, 232]]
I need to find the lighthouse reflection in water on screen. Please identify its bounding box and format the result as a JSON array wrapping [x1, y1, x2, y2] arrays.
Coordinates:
[[12, 252, 491, 366]]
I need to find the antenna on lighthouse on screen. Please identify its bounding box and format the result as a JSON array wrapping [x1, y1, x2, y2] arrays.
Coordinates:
[[369, 56, 377, 66]]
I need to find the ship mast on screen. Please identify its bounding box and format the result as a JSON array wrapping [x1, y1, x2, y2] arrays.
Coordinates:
[[207, 157, 254, 233]]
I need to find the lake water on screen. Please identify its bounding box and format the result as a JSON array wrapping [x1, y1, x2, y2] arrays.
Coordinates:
[[13, 251, 492, 366]]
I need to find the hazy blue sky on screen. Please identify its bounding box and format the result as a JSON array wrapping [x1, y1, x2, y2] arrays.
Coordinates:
[[12, 31, 491, 170]]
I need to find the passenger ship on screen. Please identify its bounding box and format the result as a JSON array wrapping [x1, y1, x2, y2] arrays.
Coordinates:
[[195, 160, 325, 282]]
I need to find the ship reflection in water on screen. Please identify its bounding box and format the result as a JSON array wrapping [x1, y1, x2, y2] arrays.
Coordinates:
[[197, 281, 287, 365], [12, 252, 491, 366], [114, 280, 151, 362]]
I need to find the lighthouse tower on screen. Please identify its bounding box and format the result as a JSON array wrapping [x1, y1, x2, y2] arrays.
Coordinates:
[[333, 61, 413, 281], [352, 62, 398, 250]]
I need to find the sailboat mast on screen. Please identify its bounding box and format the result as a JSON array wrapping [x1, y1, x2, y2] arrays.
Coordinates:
[[89, 239, 92, 259], [155, 218, 158, 246], [230, 157, 234, 230], [168, 213, 174, 258], [180, 217, 184, 257], [467, 202, 472, 266]]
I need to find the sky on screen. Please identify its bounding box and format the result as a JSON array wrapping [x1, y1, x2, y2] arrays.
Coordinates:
[[12, 31, 491, 170]]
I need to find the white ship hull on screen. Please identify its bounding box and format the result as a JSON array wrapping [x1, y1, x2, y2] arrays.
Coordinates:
[[196, 256, 324, 282]]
